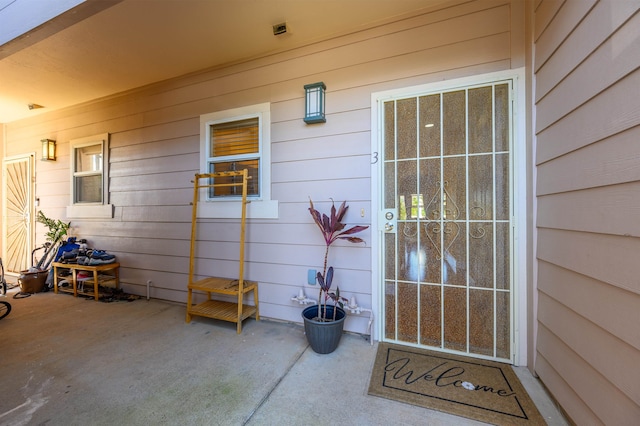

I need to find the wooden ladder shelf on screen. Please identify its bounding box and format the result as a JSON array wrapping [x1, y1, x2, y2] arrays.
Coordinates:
[[185, 169, 259, 333]]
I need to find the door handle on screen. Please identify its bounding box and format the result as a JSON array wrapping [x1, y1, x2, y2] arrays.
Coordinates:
[[382, 210, 396, 233]]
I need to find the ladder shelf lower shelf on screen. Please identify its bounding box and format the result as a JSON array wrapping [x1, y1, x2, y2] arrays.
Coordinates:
[[187, 299, 258, 323]]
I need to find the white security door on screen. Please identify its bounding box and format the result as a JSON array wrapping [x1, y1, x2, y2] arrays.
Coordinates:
[[380, 80, 513, 362], [2, 155, 34, 275]]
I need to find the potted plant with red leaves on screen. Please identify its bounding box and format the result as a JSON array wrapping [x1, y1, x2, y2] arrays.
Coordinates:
[[302, 198, 368, 353]]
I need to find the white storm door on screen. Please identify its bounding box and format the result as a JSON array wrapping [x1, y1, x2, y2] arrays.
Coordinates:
[[380, 80, 514, 362], [2, 155, 34, 275]]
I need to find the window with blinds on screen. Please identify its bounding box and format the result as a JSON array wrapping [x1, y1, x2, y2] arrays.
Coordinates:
[[199, 103, 277, 218], [207, 117, 260, 197]]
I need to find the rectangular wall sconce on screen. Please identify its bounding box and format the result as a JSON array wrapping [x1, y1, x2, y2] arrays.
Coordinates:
[[304, 82, 326, 124], [41, 138, 56, 161]]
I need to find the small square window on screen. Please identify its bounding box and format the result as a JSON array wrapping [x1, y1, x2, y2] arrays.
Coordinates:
[[207, 117, 260, 198], [199, 103, 278, 219]]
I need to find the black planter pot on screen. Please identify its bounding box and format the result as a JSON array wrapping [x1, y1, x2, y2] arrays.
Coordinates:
[[301, 304, 346, 354]]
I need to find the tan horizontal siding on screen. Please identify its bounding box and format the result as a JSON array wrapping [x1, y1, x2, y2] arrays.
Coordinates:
[[535, 352, 602, 425], [536, 126, 640, 195], [533, 0, 596, 73], [271, 131, 370, 163], [77, 221, 190, 240], [537, 182, 640, 236], [110, 121, 199, 152], [532, 0, 562, 42], [536, 70, 640, 165], [537, 320, 640, 425], [537, 228, 640, 295], [273, 177, 371, 204], [110, 153, 197, 178], [538, 290, 639, 405], [110, 171, 194, 192], [118, 205, 191, 223], [534, 0, 640, 422], [536, 7, 640, 131], [272, 154, 370, 185], [535, 0, 637, 104], [538, 261, 639, 351], [110, 188, 188, 207]]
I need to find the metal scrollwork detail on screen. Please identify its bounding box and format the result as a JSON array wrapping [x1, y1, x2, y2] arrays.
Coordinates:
[[471, 205, 486, 218], [424, 221, 459, 260], [402, 222, 418, 238], [470, 224, 486, 239], [421, 181, 462, 259]]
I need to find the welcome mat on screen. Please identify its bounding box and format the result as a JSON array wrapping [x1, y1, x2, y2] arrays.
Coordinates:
[[368, 343, 546, 425]]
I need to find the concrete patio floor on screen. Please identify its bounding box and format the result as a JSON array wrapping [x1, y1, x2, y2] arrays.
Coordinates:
[[0, 288, 567, 425]]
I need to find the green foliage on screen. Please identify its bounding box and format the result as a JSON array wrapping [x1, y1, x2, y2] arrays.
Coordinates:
[[34, 211, 70, 270], [36, 211, 70, 243]]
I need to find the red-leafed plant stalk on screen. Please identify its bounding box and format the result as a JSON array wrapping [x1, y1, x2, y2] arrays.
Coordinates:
[[308, 198, 368, 321]]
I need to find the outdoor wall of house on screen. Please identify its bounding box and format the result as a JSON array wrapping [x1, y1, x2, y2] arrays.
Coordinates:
[[0, 123, 4, 247], [533, 0, 640, 424], [3, 0, 525, 335]]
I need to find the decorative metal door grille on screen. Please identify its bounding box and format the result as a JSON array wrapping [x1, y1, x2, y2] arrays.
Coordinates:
[[382, 81, 513, 361], [2, 156, 33, 274]]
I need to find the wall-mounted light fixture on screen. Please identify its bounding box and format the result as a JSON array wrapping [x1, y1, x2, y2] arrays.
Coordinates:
[[303, 82, 326, 124], [41, 139, 56, 161]]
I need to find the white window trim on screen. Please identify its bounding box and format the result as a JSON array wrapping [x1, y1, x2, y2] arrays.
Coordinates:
[[66, 133, 113, 219], [199, 102, 278, 219]]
